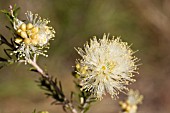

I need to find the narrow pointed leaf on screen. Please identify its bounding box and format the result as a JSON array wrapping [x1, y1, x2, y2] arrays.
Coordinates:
[[0, 57, 8, 62]]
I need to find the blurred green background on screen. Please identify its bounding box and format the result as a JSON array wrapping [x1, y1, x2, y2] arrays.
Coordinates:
[[0, 0, 170, 113]]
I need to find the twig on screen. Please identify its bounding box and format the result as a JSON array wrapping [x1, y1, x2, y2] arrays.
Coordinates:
[[27, 58, 78, 113], [28, 58, 47, 77]]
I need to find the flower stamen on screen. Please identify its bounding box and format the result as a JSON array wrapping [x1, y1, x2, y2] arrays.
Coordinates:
[[75, 34, 139, 99]]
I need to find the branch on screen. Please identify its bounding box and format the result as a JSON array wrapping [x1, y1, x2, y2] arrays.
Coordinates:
[[28, 58, 78, 113]]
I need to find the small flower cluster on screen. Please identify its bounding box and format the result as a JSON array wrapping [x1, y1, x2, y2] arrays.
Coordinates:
[[11, 10, 55, 61], [75, 34, 139, 99], [119, 89, 143, 113]]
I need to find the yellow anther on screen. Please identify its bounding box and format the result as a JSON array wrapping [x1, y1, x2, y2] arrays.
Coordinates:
[[17, 29, 22, 35], [109, 62, 116, 70], [84, 66, 88, 70], [20, 23, 26, 31], [81, 69, 86, 74], [76, 64, 80, 69], [26, 23, 33, 30], [24, 38, 31, 45], [15, 38, 23, 44], [102, 66, 106, 70], [31, 27, 39, 34], [20, 31, 28, 38], [105, 75, 109, 80]]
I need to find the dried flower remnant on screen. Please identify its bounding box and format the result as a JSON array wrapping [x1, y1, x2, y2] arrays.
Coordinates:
[[119, 89, 143, 113], [75, 34, 139, 99], [10, 9, 55, 61]]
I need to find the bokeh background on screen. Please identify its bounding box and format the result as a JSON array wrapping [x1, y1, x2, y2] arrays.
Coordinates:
[[0, 0, 170, 113]]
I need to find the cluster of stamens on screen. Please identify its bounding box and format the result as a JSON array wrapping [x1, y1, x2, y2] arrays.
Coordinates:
[[76, 64, 88, 75]]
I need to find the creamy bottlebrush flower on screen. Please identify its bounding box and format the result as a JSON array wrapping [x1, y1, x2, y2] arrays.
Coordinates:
[[11, 11, 55, 61], [75, 34, 139, 99], [119, 89, 143, 113]]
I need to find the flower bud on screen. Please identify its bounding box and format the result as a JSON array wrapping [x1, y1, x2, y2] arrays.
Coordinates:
[[31, 34, 39, 39], [26, 23, 33, 30], [31, 27, 39, 34], [17, 29, 22, 35], [20, 31, 28, 38], [20, 23, 26, 31], [126, 105, 131, 112], [24, 38, 31, 45], [132, 105, 137, 111], [15, 38, 23, 44]]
